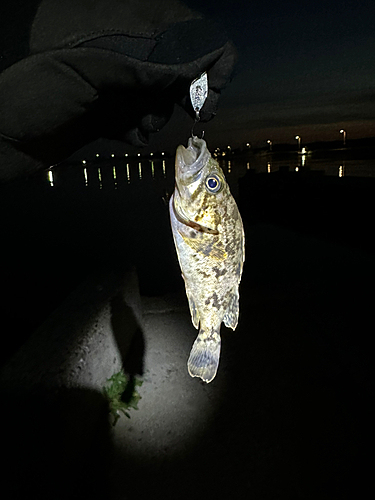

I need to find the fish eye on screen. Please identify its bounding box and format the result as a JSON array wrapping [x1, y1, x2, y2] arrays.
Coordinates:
[[205, 174, 222, 193]]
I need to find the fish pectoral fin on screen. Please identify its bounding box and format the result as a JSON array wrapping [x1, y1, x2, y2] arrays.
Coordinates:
[[178, 230, 227, 261], [223, 288, 240, 330], [186, 290, 200, 329], [207, 240, 227, 260]]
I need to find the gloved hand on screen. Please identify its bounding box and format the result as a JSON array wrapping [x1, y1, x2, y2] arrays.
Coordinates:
[[0, 0, 237, 181]]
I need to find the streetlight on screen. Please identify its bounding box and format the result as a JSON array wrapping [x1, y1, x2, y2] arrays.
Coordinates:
[[295, 135, 301, 151], [267, 140, 272, 152], [340, 129, 346, 146]]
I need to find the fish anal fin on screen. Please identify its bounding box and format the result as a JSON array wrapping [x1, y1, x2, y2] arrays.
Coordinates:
[[186, 291, 199, 329], [223, 288, 239, 330]]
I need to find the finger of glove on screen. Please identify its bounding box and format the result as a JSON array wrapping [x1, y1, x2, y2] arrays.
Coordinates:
[[0, 53, 97, 143], [206, 40, 238, 92], [31, 0, 235, 89], [30, 0, 200, 53]]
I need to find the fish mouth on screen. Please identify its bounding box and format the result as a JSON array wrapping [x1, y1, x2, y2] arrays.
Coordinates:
[[176, 136, 210, 175], [173, 137, 219, 235]]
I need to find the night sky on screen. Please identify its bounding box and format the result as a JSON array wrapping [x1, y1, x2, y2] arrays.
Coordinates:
[[175, 0, 375, 149], [1, 0, 375, 152]]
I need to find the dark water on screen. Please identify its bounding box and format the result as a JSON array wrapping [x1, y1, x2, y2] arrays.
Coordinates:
[[235, 148, 375, 177], [32, 147, 375, 255], [38, 146, 375, 193]]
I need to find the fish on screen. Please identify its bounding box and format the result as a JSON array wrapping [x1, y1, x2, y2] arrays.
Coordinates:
[[169, 136, 245, 383]]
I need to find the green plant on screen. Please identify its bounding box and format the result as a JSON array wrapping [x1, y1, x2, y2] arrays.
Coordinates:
[[103, 370, 143, 426]]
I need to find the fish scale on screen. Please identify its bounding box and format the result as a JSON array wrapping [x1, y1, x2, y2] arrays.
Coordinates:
[[170, 136, 245, 383]]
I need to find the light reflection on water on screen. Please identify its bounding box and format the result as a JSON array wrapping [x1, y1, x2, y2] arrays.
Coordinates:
[[47, 169, 54, 187], [242, 152, 375, 178], [45, 151, 375, 190], [46, 158, 175, 191]]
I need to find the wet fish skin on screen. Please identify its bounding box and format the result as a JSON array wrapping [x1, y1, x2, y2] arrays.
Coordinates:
[[169, 136, 245, 383]]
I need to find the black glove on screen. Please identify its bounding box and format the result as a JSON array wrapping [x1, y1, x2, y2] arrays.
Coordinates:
[[0, 0, 237, 181]]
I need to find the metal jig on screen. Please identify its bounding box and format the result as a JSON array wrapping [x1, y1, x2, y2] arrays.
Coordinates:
[[189, 71, 208, 138]]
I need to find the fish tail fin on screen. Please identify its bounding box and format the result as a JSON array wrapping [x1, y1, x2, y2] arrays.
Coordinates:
[[187, 329, 221, 383]]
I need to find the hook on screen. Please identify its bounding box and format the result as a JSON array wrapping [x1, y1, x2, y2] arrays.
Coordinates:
[[191, 112, 205, 139]]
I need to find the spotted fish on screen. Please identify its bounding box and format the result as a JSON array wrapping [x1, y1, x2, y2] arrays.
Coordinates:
[[169, 136, 245, 383]]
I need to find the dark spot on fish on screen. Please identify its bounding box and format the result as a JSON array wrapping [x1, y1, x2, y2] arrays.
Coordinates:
[[205, 292, 220, 309], [212, 292, 220, 309], [231, 206, 239, 220], [190, 230, 197, 238], [213, 266, 227, 278]]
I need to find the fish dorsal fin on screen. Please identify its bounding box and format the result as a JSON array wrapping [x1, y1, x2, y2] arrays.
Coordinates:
[[223, 288, 240, 330]]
